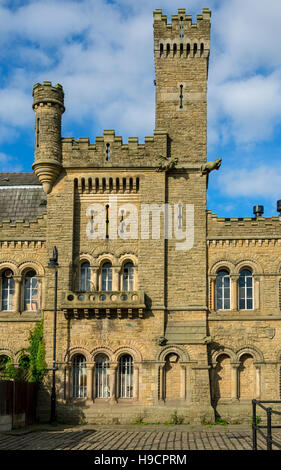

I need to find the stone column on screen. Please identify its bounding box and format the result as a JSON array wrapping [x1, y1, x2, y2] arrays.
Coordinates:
[[13, 276, 21, 313], [86, 363, 94, 402], [133, 364, 139, 401], [91, 268, 98, 292], [231, 275, 239, 311], [158, 363, 165, 402], [37, 276, 43, 311], [65, 363, 71, 401], [112, 268, 120, 291], [231, 363, 240, 400], [110, 362, 118, 403]]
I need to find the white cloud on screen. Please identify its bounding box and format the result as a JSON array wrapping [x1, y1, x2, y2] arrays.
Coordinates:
[[0, 152, 23, 172], [217, 165, 281, 200]]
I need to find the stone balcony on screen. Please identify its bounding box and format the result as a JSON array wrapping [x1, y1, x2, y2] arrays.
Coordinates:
[[61, 290, 146, 319]]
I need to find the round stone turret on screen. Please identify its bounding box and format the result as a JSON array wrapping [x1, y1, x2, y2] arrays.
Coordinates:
[[32, 81, 65, 194]]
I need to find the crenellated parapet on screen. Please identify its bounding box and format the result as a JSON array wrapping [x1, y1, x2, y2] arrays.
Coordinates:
[[153, 8, 211, 58], [207, 210, 281, 240], [61, 129, 170, 168]]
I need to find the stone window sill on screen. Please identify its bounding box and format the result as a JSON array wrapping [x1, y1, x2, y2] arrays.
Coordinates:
[[0, 311, 42, 322]]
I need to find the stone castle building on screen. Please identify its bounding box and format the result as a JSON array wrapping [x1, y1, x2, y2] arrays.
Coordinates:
[[1, 8, 281, 424]]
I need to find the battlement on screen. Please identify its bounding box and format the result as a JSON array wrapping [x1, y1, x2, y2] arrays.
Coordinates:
[[207, 210, 281, 240], [61, 129, 169, 167], [153, 8, 211, 44], [32, 81, 65, 111]]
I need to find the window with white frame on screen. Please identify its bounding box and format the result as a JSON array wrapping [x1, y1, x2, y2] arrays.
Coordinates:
[[80, 262, 91, 291], [123, 262, 134, 291], [1, 270, 15, 311], [95, 354, 110, 398], [101, 262, 112, 291], [118, 354, 133, 398], [239, 269, 253, 310], [24, 270, 38, 311], [216, 269, 230, 310], [72, 354, 87, 398]]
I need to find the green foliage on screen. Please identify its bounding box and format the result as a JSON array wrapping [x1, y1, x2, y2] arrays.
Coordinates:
[[215, 416, 229, 426], [2, 319, 47, 383], [27, 319, 47, 383], [3, 356, 29, 381], [134, 415, 146, 425], [170, 410, 184, 425], [251, 415, 261, 425]]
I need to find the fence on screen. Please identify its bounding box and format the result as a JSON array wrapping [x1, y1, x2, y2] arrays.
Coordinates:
[[252, 399, 281, 450], [0, 380, 38, 431]]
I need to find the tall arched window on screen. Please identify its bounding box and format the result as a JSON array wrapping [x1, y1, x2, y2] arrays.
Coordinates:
[[95, 354, 110, 398], [238, 354, 255, 399], [72, 354, 87, 398], [0, 355, 9, 377], [123, 262, 134, 291], [239, 269, 253, 310], [101, 262, 112, 291], [164, 353, 181, 400], [1, 269, 15, 311], [24, 270, 38, 311], [80, 262, 91, 292], [216, 269, 230, 310], [118, 354, 133, 398]]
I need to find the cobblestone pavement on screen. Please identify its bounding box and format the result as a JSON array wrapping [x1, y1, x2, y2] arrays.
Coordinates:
[[1, 424, 281, 451]]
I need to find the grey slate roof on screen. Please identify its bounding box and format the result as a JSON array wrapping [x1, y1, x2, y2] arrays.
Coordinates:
[[0, 173, 41, 186], [0, 173, 47, 222]]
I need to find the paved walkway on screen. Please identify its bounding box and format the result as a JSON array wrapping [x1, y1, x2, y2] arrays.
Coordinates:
[[0, 423, 280, 451]]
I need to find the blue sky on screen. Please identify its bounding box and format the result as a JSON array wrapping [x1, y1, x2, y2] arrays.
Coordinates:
[[1, 0, 281, 218]]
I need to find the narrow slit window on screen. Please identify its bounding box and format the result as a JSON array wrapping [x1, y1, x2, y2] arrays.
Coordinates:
[[179, 85, 183, 109], [105, 204, 109, 239], [160, 43, 164, 56], [180, 43, 183, 56], [180, 17, 183, 38], [106, 143, 110, 161], [36, 118, 40, 148]]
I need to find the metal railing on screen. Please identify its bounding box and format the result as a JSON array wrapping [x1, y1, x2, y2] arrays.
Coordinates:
[[252, 399, 281, 450]]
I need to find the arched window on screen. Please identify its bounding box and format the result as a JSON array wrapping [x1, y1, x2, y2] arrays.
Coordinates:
[[24, 270, 38, 311], [238, 354, 255, 399], [95, 354, 110, 398], [118, 354, 133, 398], [101, 262, 112, 291], [72, 354, 87, 398], [18, 354, 30, 371], [0, 355, 9, 377], [80, 262, 91, 292], [123, 262, 134, 291], [216, 269, 230, 310], [1, 269, 15, 311], [239, 269, 253, 310], [164, 353, 181, 400], [213, 354, 232, 400]]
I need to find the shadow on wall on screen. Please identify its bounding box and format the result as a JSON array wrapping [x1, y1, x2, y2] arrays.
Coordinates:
[[36, 373, 87, 425]]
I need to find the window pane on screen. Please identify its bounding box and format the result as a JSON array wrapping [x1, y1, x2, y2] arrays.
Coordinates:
[[95, 354, 110, 398], [72, 355, 87, 398], [80, 262, 90, 291], [119, 355, 133, 398], [24, 271, 38, 311], [1, 271, 15, 311]]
